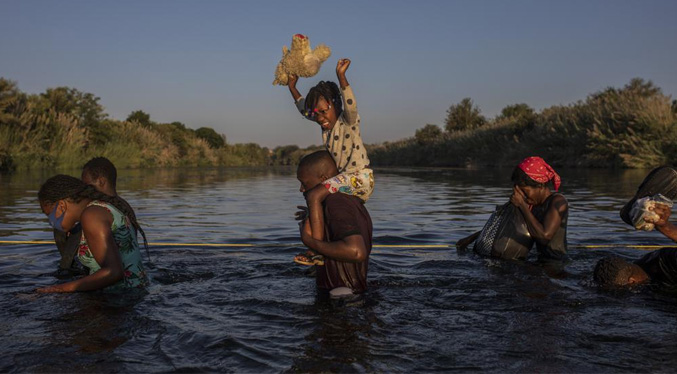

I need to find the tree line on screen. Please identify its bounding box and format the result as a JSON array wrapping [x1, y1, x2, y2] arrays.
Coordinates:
[[368, 78, 677, 168], [0, 77, 313, 172], [3, 77, 674, 172]]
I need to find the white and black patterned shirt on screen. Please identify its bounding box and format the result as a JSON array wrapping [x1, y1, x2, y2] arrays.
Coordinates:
[[295, 85, 370, 173]]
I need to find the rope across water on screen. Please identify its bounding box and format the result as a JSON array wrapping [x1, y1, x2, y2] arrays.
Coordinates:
[[0, 240, 674, 250]]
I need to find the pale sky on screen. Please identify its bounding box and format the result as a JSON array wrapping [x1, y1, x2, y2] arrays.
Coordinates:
[[2, 0, 676, 148]]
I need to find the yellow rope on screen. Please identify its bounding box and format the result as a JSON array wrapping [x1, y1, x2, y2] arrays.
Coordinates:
[[0, 240, 674, 250], [0, 240, 445, 248], [571, 244, 677, 249]]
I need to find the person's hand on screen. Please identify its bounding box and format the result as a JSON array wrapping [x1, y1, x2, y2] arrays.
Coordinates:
[[455, 236, 474, 250], [336, 58, 351, 77], [510, 186, 527, 208], [295, 205, 309, 221], [288, 73, 299, 88], [648, 204, 672, 227]]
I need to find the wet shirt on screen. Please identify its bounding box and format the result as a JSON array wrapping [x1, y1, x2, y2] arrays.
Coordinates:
[[77, 201, 149, 291], [531, 193, 568, 260], [316, 193, 373, 293], [635, 248, 677, 288], [295, 85, 370, 173]]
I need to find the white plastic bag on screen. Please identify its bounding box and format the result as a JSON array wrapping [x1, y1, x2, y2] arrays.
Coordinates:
[[630, 194, 673, 231]]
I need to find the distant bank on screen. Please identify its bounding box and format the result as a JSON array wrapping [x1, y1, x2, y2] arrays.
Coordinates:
[[2, 77, 675, 172], [368, 78, 677, 169]]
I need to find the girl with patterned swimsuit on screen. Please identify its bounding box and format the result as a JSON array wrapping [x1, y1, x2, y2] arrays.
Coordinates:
[[37, 175, 149, 293], [287, 58, 374, 265]]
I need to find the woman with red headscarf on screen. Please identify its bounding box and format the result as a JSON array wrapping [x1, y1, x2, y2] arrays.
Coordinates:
[[456, 156, 569, 261], [510, 156, 568, 260]]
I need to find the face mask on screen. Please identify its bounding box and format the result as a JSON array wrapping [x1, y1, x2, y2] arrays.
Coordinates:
[[48, 202, 67, 232]]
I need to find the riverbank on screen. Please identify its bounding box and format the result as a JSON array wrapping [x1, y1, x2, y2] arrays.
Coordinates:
[[3, 77, 675, 172], [368, 79, 677, 168], [0, 78, 272, 172]]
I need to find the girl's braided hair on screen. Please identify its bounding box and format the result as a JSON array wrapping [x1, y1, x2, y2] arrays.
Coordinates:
[[38, 174, 149, 252], [304, 81, 343, 118]]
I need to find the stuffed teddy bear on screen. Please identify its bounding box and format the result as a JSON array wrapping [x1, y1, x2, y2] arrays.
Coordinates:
[[272, 34, 331, 86]]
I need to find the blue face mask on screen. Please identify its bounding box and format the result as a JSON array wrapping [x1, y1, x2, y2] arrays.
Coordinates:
[[48, 202, 66, 232]]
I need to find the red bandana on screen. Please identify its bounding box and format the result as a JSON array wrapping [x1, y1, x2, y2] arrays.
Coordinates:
[[518, 156, 561, 191]]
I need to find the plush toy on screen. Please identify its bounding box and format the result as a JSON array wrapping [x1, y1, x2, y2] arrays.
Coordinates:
[[272, 34, 331, 86]]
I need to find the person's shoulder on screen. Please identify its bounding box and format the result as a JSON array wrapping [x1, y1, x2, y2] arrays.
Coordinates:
[[551, 193, 568, 209], [552, 192, 567, 202], [636, 247, 677, 264], [326, 192, 360, 205], [328, 192, 363, 202], [83, 202, 111, 216], [81, 204, 114, 229], [325, 193, 364, 211]]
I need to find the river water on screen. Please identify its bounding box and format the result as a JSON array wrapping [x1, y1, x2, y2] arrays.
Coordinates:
[[1, 167, 677, 373]]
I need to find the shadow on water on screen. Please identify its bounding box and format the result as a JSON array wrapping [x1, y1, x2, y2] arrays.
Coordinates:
[[3, 167, 677, 372]]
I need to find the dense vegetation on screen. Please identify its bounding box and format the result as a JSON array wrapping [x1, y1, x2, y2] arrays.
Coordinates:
[[368, 79, 677, 168], [0, 78, 271, 172], [3, 77, 675, 172]]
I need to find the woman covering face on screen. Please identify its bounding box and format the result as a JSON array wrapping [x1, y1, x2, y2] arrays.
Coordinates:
[[509, 156, 569, 261]]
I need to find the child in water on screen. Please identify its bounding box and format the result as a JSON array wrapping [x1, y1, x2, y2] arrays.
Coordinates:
[[37, 175, 149, 292], [287, 58, 374, 265]]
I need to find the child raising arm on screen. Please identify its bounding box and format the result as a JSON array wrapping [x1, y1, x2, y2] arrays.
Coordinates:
[[286, 59, 374, 265]]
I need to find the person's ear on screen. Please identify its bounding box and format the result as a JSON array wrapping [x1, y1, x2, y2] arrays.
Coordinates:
[[628, 269, 648, 285], [57, 200, 68, 215], [96, 177, 107, 189]]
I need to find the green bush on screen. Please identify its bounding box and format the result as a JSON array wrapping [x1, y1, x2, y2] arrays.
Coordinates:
[[445, 98, 486, 132], [0, 77, 272, 171], [371, 78, 677, 168], [195, 127, 226, 149]]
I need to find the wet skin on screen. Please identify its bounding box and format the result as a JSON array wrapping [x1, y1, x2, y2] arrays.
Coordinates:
[[647, 204, 677, 242], [38, 199, 124, 293], [296, 160, 367, 263], [510, 184, 568, 246]]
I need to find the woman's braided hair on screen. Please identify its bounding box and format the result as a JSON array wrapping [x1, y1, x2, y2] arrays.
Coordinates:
[[38, 174, 149, 251], [305, 81, 343, 118]]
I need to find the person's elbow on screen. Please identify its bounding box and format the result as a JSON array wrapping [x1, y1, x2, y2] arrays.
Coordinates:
[[345, 235, 368, 262], [534, 230, 557, 246], [101, 265, 124, 283], [351, 247, 367, 262], [536, 233, 553, 245]]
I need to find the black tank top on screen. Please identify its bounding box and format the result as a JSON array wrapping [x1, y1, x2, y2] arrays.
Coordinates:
[[530, 193, 568, 260]]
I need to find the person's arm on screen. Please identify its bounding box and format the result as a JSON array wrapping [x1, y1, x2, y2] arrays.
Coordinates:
[[306, 184, 329, 242], [511, 187, 567, 245], [288, 73, 302, 101], [456, 231, 481, 250], [300, 218, 367, 262], [287, 74, 307, 116], [296, 202, 325, 244], [336, 59, 359, 126], [649, 204, 677, 242], [37, 207, 124, 293]]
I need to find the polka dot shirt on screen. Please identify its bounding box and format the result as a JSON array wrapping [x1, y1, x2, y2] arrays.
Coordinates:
[[297, 85, 370, 173]]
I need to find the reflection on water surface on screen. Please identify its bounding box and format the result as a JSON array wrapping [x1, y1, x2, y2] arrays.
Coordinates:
[[1, 167, 676, 372]]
